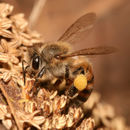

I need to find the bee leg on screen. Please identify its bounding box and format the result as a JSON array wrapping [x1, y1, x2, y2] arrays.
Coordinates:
[[30, 66, 46, 95], [65, 65, 73, 86], [63, 86, 80, 114], [66, 85, 78, 98], [65, 65, 69, 79], [37, 66, 46, 78], [54, 78, 64, 94], [66, 85, 81, 107]]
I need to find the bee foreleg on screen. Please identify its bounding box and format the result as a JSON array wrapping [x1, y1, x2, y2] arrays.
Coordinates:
[[37, 66, 46, 78]]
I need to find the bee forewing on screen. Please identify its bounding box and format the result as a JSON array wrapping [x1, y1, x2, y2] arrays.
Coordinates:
[[58, 13, 96, 43], [58, 46, 117, 58]]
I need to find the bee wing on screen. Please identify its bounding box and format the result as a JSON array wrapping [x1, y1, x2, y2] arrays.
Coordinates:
[[57, 46, 117, 58], [58, 13, 96, 43]]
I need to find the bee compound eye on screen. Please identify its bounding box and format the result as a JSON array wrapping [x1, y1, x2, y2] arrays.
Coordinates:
[[32, 56, 40, 70]]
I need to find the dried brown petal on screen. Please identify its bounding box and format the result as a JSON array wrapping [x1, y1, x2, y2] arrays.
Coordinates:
[[0, 70, 11, 83], [69, 107, 83, 121], [42, 118, 52, 130], [53, 95, 67, 114], [37, 88, 51, 101], [41, 101, 52, 117], [17, 110, 43, 129], [0, 3, 13, 18], [32, 116, 45, 127], [0, 53, 10, 63], [28, 30, 42, 44], [0, 29, 13, 38], [0, 45, 4, 52], [66, 113, 74, 127], [12, 29, 32, 47], [10, 55, 19, 64], [0, 104, 13, 129], [37, 89, 45, 101], [0, 18, 12, 29], [16, 76, 24, 87], [2, 119, 12, 130], [11, 13, 28, 31], [2, 71, 11, 82], [20, 32, 31, 40], [11, 26, 22, 46], [52, 115, 66, 129], [8, 40, 21, 48], [21, 36, 33, 47], [49, 91, 57, 100], [30, 38, 42, 45], [66, 107, 83, 127], [11, 24, 42, 47], [0, 39, 22, 57], [24, 101, 37, 113], [76, 118, 95, 130], [0, 104, 8, 120], [22, 78, 35, 100], [0, 53, 19, 64], [1, 39, 8, 53], [0, 39, 22, 61], [28, 30, 41, 39], [0, 18, 13, 38]]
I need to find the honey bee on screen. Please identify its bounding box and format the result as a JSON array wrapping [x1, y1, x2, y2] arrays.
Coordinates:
[[22, 13, 116, 104]]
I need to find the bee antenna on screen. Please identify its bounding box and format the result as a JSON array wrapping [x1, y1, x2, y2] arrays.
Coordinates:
[[22, 60, 29, 85], [22, 60, 26, 85]]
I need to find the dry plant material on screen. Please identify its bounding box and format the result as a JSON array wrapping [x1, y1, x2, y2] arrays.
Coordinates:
[[0, 3, 129, 130], [76, 118, 95, 130]]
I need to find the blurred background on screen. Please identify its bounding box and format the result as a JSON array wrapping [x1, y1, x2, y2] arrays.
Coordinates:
[[1, 0, 130, 125]]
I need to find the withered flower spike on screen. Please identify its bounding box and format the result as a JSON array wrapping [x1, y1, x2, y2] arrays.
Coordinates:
[[0, 81, 23, 130]]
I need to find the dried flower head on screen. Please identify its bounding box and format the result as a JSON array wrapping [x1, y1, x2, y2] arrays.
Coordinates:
[[0, 3, 13, 18]]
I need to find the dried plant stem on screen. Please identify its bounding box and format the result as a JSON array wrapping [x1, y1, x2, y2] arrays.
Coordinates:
[[29, 0, 47, 29], [0, 81, 22, 130]]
